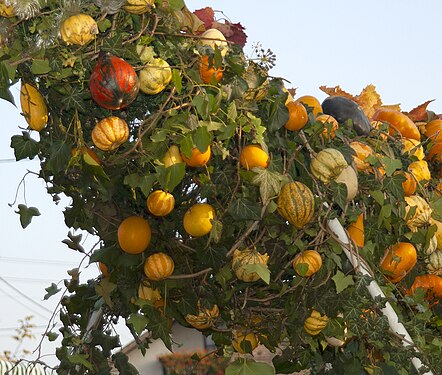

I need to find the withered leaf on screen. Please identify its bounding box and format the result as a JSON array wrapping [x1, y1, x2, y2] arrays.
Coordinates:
[[193, 7, 214, 29], [319, 85, 355, 100], [406, 99, 435, 122], [356, 84, 382, 118]]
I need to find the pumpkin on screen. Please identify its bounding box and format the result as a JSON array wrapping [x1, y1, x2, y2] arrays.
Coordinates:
[[334, 165, 359, 201], [200, 28, 228, 57], [408, 160, 431, 185], [407, 274, 442, 306], [163, 145, 184, 167], [293, 250, 322, 277], [123, 0, 155, 14], [181, 146, 211, 167], [89, 53, 140, 110], [310, 148, 348, 184], [232, 248, 269, 282], [139, 58, 172, 95], [372, 108, 420, 140], [284, 101, 308, 131], [426, 251, 442, 275], [277, 181, 315, 229], [321, 96, 372, 136], [304, 310, 329, 336], [117, 216, 151, 254], [146, 190, 175, 217], [199, 55, 223, 84], [183, 203, 215, 237], [92, 116, 130, 151], [427, 141, 442, 160], [239, 144, 269, 170], [232, 332, 259, 353], [20, 82, 48, 131], [184, 303, 219, 330], [404, 195, 432, 231], [144, 252, 174, 281], [138, 280, 161, 303], [401, 138, 424, 160], [424, 119, 442, 142], [397, 171, 416, 196], [60, 14, 98, 46], [380, 242, 417, 283], [294, 95, 322, 117], [347, 213, 364, 248], [350, 141, 375, 173], [315, 114, 339, 140]]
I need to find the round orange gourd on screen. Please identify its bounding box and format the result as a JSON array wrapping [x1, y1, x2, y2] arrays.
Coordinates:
[[347, 213, 364, 248], [199, 55, 223, 84], [144, 252, 174, 281], [399, 171, 417, 196], [292, 250, 322, 277], [239, 144, 270, 170], [350, 141, 375, 173], [284, 101, 308, 131], [232, 332, 259, 354], [183, 203, 215, 237], [427, 141, 442, 160], [425, 119, 442, 142], [181, 146, 211, 167], [294, 95, 322, 117], [407, 274, 442, 306], [146, 190, 175, 217], [372, 108, 420, 140], [380, 242, 417, 283], [92, 116, 130, 151], [315, 114, 339, 140], [117, 216, 151, 254]]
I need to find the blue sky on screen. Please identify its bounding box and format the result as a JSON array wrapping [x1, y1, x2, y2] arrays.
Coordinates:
[[1, 0, 442, 365]]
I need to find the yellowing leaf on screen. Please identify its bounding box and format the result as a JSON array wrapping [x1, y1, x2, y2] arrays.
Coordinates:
[[319, 85, 355, 100], [356, 84, 382, 118]]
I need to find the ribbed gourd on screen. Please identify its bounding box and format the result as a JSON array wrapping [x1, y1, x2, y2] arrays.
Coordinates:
[[304, 310, 329, 336], [292, 250, 322, 277], [232, 248, 269, 282], [139, 58, 172, 95], [146, 190, 175, 217], [144, 252, 174, 281], [404, 195, 432, 231], [184, 303, 219, 330], [426, 251, 442, 275], [92, 116, 130, 151], [310, 148, 348, 183], [277, 181, 315, 229]]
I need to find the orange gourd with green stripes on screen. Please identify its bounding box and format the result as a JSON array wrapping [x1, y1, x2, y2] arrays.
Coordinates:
[[277, 181, 315, 229], [146, 190, 175, 217], [144, 252, 174, 281]]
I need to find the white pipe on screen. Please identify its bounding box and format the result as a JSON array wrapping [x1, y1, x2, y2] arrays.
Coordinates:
[[327, 217, 433, 375]]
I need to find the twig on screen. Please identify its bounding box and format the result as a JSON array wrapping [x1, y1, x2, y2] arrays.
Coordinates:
[[168, 267, 212, 280], [298, 130, 317, 157]]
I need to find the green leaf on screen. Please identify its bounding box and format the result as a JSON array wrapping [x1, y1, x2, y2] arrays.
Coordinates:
[[0, 87, 14, 105], [172, 68, 182, 94], [61, 231, 85, 253], [227, 101, 238, 121], [95, 278, 117, 308], [68, 354, 93, 370], [15, 204, 40, 228], [369, 189, 384, 206], [244, 264, 270, 284], [209, 218, 223, 243], [252, 168, 284, 203], [268, 101, 289, 132], [431, 197, 442, 222], [46, 331, 59, 342], [193, 124, 213, 153], [10, 132, 39, 161], [112, 352, 140, 375], [127, 313, 149, 335], [46, 141, 72, 173], [44, 283, 61, 300], [226, 359, 275, 375], [179, 133, 194, 158], [97, 18, 112, 32], [381, 157, 402, 177], [156, 163, 186, 192], [124, 173, 157, 197], [31, 59, 51, 74], [329, 181, 348, 210], [332, 270, 354, 294], [228, 199, 261, 220]]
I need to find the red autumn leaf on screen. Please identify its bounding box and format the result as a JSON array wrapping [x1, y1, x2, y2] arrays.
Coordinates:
[[193, 7, 214, 30], [227, 22, 247, 47], [407, 99, 435, 121], [211, 21, 234, 37]]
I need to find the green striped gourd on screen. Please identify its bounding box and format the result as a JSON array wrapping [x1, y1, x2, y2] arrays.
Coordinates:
[[232, 248, 269, 282], [310, 148, 348, 183], [277, 181, 315, 229]]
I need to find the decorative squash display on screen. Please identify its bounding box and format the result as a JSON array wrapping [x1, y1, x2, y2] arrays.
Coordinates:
[[139, 58, 172, 95], [372, 108, 420, 140], [89, 52, 140, 110], [380, 242, 417, 283], [277, 181, 315, 229], [321, 95, 372, 136], [293, 250, 322, 277], [146, 190, 175, 217], [426, 251, 442, 275], [232, 248, 270, 282], [404, 195, 432, 231], [92, 116, 130, 151], [20, 82, 48, 131], [199, 55, 223, 84], [408, 160, 431, 185], [163, 145, 183, 167], [408, 274, 442, 306], [144, 252, 174, 281], [350, 141, 375, 173], [60, 14, 98, 46], [184, 303, 219, 330], [304, 310, 329, 336], [239, 144, 269, 170], [347, 213, 364, 248], [200, 28, 228, 57], [334, 165, 359, 201], [310, 148, 348, 184], [123, 0, 155, 14], [401, 138, 424, 160]]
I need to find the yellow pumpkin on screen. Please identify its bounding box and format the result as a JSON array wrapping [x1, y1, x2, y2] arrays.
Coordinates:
[[20, 83, 48, 131], [304, 310, 329, 336], [408, 160, 431, 185], [232, 331, 259, 353], [123, 0, 155, 14], [139, 58, 172, 95], [138, 280, 161, 303], [146, 190, 175, 217], [200, 28, 228, 57], [404, 195, 432, 231], [401, 138, 424, 160], [292, 250, 322, 277], [163, 145, 184, 167], [144, 252, 174, 281], [232, 248, 269, 282], [184, 303, 219, 330], [60, 14, 98, 46], [92, 116, 130, 151]]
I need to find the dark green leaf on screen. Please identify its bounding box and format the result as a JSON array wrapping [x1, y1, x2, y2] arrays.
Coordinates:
[[46, 331, 59, 342], [95, 278, 117, 308], [112, 352, 139, 375], [268, 101, 289, 132], [172, 68, 182, 94], [44, 283, 61, 300], [252, 168, 284, 203], [193, 125, 213, 153], [127, 313, 149, 335], [68, 354, 93, 370], [244, 264, 270, 284], [124, 173, 157, 197], [156, 163, 185, 192], [329, 181, 348, 210], [31, 59, 51, 74], [61, 231, 85, 253], [10, 132, 39, 161], [15, 204, 40, 228], [0, 87, 15, 105], [228, 199, 261, 220], [46, 141, 72, 173]]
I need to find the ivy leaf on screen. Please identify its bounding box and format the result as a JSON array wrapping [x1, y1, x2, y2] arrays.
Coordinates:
[[381, 157, 402, 177], [0, 61, 15, 106], [252, 168, 283, 204], [68, 354, 93, 371], [46, 331, 59, 342], [95, 278, 117, 308], [226, 359, 275, 375], [127, 313, 149, 335], [10, 132, 39, 161], [31, 59, 51, 74], [46, 141, 72, 173], [124, 173, 157, 197], [332, 270, 354, 294], [15, 204, 40, 228], [172, 68, 182, 94], [148, 309, 172, 350], [156, 163, 186, 192], [268, 101, 289, 132], [228, 199, 261, 220], [112, 352, 140, 375], [244, 264, 270, 284], [431, 197, 442, 222], [44, 283, 61, 300], [62, 231, 85, 253], [97, 18, 112, 32], [209, 219, 223, 244], [329, 181, 348, 210], [193, 125, 213, 153]]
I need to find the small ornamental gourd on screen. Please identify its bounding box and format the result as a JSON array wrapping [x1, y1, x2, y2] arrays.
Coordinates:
[[139, 58, 172, 95], [347, 213, 364, 248], [292, 250, 322, 277], [315, 114, 339, 140], [181, 146, 211, 167], [277, 181, 315, 229], [304, 310, 329, 336], [232, 331, 259, 354], [117, 216, 151, 254], [350, 141, 375, 173], [232, 248, 269, 282], [239, 144, 269, 170], [380, 242, 417, 283], [144, 252, 174, 281], [184, 303, 219, 330], [426, 251, 442, 275], [408, 160, 431, 185], [123, 0, 155, 14], [89, 53, 140, 110], [334, 165, 359, 202], [404, 195, 432, 231], [183, 203, 215, 237], [146, 190, 175, 217], [310, 148, 348, 184], [401, 138, 424, 160], [60, 14, 98, 46], [92, 116, 130, 151], [200, 28, 228, 57], [199, 55, 223, 84], [138, 280, 162, 303], [20, 82, 48, 131], [0, 2, 14, 18]]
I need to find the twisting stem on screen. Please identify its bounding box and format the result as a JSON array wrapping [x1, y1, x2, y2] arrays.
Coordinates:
[[168, 267, 212, 280]]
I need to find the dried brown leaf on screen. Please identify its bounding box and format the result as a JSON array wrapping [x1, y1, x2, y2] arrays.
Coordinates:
[[319, 85, 355, 100], [406, 100, 435, 122], [193, 7, 214, 30]]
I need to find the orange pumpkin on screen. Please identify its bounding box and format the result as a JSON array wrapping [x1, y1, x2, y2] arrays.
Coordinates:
[[380, 242, 417, 283], [181, 146, 211, 167], [292, 250, 322, 277], [92, 116, 130, 151], [425, 119, 442, 143], [349, 141, 375, 173], [315, 114, 339, 140], [347, 213, 364, 248], [199, 55, 223, 84], [144, 252, 174, 281], [146, 190, 175, 216], [407, 274, 442, 306], [399, 171, 417, 196], [284, 101, 308, 131], [372, 108, 420, 140]]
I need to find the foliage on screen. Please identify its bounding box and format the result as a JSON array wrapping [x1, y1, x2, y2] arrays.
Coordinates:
[[2, 0, 442, 374], [159, 350, 229, 374]]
